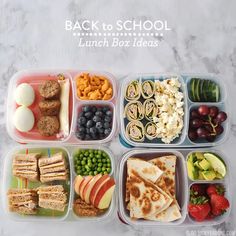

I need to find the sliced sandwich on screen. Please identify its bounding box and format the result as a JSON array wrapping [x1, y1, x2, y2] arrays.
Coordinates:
[[37, 185, 67, 211], [12, 153, 40, 181], [7, 188, 38, 215], [38, 152, 68, 183]]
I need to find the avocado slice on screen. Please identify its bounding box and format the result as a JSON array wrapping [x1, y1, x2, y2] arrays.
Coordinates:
[[199, 159, 211, 170], [204, 153, 226, 177], [195, 152, 205, 160], [198, 171, 205, 180], [202, 170, 217, 180], [187, 159, 198, 180], [194, 161, 203, 170]]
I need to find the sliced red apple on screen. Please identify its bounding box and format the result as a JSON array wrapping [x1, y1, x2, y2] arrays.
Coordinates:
[[79, 176, 93, 199], [94, 178, 115, 209], [89, 174, 110, 205], [74, 175, 84, 195], [83, 174, 102, 203]]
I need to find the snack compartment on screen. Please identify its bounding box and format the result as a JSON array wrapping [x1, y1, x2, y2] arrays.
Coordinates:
[[120, 73, 188, 147], [70, 145, 116, 222], [2, 146, 72, 221], [118, 149, 188, 227]]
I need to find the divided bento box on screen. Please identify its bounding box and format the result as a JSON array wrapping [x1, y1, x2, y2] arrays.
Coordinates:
[[119, 73, 230, 147], [118, 149, 231, 228], [6, 70, 117, 144], [2, 145, 116, 222]]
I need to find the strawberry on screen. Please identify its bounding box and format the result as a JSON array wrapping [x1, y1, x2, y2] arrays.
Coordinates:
[[190, 184, 206, 197], [188, 196, 211, 221], [207, 184, 225, 197], [210, 194, 230, 216]]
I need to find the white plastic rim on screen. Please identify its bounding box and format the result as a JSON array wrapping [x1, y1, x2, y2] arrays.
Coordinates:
[[2, 145, 73, 222], [119, 73, 230, 148], [118, 148, 189, 227]]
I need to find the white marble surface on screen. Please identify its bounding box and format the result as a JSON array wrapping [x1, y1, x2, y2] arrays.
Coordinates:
[[0, 0, 236, 235]]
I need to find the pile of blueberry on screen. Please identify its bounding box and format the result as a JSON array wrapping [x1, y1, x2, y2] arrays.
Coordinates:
[[76, 105, 113, 140]]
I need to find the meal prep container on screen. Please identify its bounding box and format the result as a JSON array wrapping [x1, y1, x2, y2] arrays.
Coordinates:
[[6, 70, 117, 145], [119, 73, 230, 148], [2, 145, 116, 222], [118, 148, 231, 228]]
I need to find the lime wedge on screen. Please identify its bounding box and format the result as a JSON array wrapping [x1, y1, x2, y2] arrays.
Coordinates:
[[203, 153, 226, 177]]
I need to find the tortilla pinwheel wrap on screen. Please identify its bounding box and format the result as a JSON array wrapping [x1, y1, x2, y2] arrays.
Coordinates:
[[126, 121, 145, 142], [124, 101, 144, 121], [145, 122, 158, 140], [125, 80, 141, 101], [141, 80, 155, 99], [143, 98, 158, 121]]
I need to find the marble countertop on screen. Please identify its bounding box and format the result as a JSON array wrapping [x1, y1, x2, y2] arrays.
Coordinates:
[[0, 0, 236, 235]]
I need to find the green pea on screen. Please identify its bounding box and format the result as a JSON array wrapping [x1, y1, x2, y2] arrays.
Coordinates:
[[103, 171, 108, 175], [102, 152, 107, 157], [77, 170, 82, 175], [107, 163, 111, 167], [79, 154, 83, 158], [97, 167, 101, 172], [98, 150, 102, 155], [107, 168, 111, 173], [81, 160, 86, 165], [102, 159, 106, 163], [102, 167, 106, 171], [84, 171, 88, 175], [77, 166, 82, 170], [97, 158, 102, 163], [93, 171, 98, 175], [98, 163, 102, 167], [88, 162, 93, 167], [89, 171, 93, 175], [92, 158, 96, 163]]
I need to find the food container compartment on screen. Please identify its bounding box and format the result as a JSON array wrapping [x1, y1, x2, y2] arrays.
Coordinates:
[[187, 103, 229, 146], [70, 146, 116, 222], [73, 71, 117, 102], [120, 73, 188, 147], [185, 75, 226, 104], [118, 149, 188, 227], [70, 101, 116, 144], [185, 149, 231, 226], [118, 149, 231, 227], [6, 70, 74, 144], [2, 146, 72, 221], [119, 73, 229, 148]]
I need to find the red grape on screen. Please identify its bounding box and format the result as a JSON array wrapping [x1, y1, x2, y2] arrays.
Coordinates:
[[188, 130, 198, 141], [190, 119, 203, 128], [206, 135, 216, 142], [196, 127, 209, 138], [216, 112, 227, 123], [198, 105, 210, 116], [215, 125, 224, 135], [205, 124, 214, 133], [209, 106, 219, 118], [190, 109, 199, 119]]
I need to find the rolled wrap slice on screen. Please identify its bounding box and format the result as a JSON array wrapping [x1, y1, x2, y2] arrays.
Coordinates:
[[141, 80, 154, 99], [124, 101, 144, 121], [126, 121, 145, 142], [143, 98, 158, 121], [145, 122, 158, 140], [125, 80, 141, 101]]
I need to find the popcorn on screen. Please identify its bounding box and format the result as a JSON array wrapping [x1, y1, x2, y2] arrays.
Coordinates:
[[154, 77, 184, 144]]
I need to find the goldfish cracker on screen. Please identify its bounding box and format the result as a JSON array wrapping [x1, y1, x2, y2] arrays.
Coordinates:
[[76, 73, 113, 100]]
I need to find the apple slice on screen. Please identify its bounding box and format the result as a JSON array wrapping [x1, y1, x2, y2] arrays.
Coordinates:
[[89, 174, 110, 205], [94, 178, 115, 209], [83, 174, 102, 203], [74, 175, 84, 195], [79, 176, 93, 199]]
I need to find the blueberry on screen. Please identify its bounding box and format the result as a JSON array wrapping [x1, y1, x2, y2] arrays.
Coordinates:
[[76, 132, 85, 140], [78, 127, 86, 134], [78, 116, 86, 125], [106, 110, 112, 117], [82, 105, 91, 112], [105, 116, 112, 122], [93, 115, 101, 123], [91, 106, 97, 113], [95, 111, 103, 117], [96, 122, 103, 129], [86, 128, 90, 134], [102, 106, 109, 113], [85, 112, 93, 119], [90, 126, 97, 134], [86, 120, 94, 128], [104, 122, 110, 129], [104, 128, 112, 136]]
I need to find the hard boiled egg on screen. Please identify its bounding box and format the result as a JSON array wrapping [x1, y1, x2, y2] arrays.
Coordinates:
[[15, 83, 35, 106], [14, 106, 35, 132]]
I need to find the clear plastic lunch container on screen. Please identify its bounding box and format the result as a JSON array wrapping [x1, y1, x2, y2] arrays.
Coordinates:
[[2, 145, 116, 222], [6, 70, 117, 145], [119, 73, 230, 148], [118, 148, 231, 228]]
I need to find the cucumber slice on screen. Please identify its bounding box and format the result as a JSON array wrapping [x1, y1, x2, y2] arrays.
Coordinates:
[[203, 153, 226, 177], [189, 79, 195, 101], [212, 84, 220, 102], [199, 79, 205, 102], [195, 79, 201, 102]]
